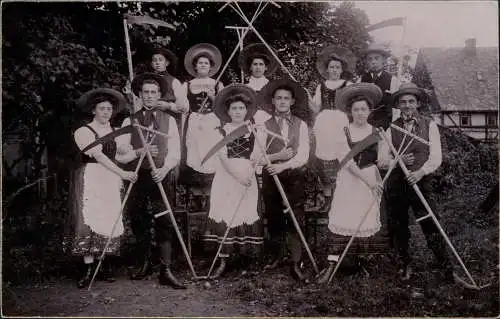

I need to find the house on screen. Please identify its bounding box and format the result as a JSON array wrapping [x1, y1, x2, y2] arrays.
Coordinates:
[[414, 39, 499, 142]]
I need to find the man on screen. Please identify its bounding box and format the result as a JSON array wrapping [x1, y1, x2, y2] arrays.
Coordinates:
[[378, 83, 454, 283], [256, 79, 310, 281], [359, 43, 400, 130], [147, 47, 189, 133], [117, 73, 185, 289]]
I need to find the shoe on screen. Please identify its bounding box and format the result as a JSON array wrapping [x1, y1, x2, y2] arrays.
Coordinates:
[[290, 262, 306, 281], [316, 262, 336, 284], [130, 259, 152, 280], [77, 264, 93, 289], [159, 264, 186, 289], [210, 258, 227, 279], [264, 258, 281, 270]]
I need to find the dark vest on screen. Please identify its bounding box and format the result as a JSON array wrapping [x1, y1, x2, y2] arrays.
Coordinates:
[[129, 110, 170, 169], [344, 126, 378, 169], [391, 116, 431, 171], [320, 80, 348, 111], [159, 73, 176, 102], [265, 115, 302, 163]]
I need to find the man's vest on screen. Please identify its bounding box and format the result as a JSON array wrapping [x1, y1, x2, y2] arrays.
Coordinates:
[[129, 110, 170, 169], [264, 115, 301, 164], [391, 116, 431, 172]]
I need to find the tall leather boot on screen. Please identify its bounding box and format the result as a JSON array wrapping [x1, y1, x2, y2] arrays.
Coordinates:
[[158, 241, 186, 289], [77, 263, 93, 289], [101, 259, 116, 283], [130, 246, 152, 280]]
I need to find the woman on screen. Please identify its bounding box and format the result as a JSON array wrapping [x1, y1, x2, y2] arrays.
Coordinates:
[[309, 45, 356, 115], [310, 46, 357, 212], [67, 88, 138, 288], [202, 84, 263, 278], [314, 83, 384, 283], [179, 44, 224, 204]]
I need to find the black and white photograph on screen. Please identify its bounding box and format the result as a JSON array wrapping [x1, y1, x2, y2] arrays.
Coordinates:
[[1, 0, 498, 317]]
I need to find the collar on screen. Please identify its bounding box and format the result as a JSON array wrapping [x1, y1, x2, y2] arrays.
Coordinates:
[[274, 111, 292, 121], [247, 76, 269, 90], [371, 71, 383, 78]]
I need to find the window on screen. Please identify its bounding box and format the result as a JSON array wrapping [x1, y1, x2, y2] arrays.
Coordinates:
[[487, 113, 498, 126], [460, 114, 471, 126]]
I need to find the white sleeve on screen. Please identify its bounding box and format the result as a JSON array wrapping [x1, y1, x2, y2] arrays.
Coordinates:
[[164, 116, 181, 170], [420, 121, 442, 175], [172, 78, 189, 113], [313, 110, 350, 160], [74, 126, 101, 157]]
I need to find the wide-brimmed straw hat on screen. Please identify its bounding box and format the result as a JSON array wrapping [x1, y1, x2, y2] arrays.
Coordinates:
[[76, 88, 127, 115], [316, 45, 357, 79], [257, 78, 310, 122], [131, 72, 169, 97], [184, 43, 222, 78], [214, 84, 257, 123], [238, 43, 279, 77], [391, 83, 425, 107], [335, 83, 383, 113], [361, 43, 391, 58]]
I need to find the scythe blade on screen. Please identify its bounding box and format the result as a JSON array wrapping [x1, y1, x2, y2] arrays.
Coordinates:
[[338, 132, 380, 171]]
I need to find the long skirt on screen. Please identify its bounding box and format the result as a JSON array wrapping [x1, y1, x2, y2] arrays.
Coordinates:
[[327, 164, 386, 254], [203, 158, 263, 256], [64, 163, 124, 256]]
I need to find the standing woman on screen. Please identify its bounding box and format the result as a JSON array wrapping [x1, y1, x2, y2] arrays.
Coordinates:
[[202, 85, 263, 278], [181, 43, 224, 180], [309, 46, 356, 115], [238, 43, 279, 125], [310, 46, 356, 212], [67, 88, 138, 288], [314, 83, 384, 283]]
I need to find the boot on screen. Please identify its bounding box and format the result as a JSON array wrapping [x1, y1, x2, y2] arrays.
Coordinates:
[[316, 262, 336, 284], [77, 263, 93, 289], [290, 262, 306, 281], [130, 258, 152, 280], [159, 263, 186, 289], [210, 257, 227, 279], [101, 260, 116, 283]]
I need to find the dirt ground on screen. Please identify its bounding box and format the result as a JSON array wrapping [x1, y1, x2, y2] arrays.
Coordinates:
[[3, 221, 498, 317]]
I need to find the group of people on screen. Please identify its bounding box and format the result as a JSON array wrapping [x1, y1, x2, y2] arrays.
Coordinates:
[[65, 41, 456, 290]]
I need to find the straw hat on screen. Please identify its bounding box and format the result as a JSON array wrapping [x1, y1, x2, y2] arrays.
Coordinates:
[[131, 72, 169, 97], [391, 82, 425, 107], [238, 43, 279, 77], [361, 43, 391, 58], [316, 45, 356, 79], [257, 78, 310, 122], [214, 84, 257, 123], [184, 43, 222, 78], [335, 83, 383, 113], [76, 88, 127, 115]]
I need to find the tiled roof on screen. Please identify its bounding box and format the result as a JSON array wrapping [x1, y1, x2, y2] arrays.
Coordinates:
[[416, 47, 499, 112]]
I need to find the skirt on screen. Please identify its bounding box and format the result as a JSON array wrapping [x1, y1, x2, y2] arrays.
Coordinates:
[[329, 165, 382, 237], [185, 112, 221, 174], [203, 158, 263, 255], [64, 163, 124, 256]]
